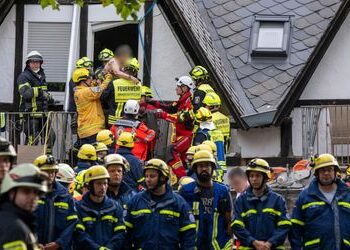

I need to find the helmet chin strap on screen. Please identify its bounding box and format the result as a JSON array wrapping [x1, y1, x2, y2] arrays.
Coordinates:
[[249, 175, 268, 191], [149, 175, 167, 193]]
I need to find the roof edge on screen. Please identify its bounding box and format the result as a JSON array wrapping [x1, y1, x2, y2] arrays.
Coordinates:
[[0, 0, 15, 26]]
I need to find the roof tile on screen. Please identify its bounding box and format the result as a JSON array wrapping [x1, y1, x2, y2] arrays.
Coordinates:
[[260, 91, 281, 102], [217, 25, 233, 37], [319, 7, 336, 19], [305, 1, 324, 12], [282, 0, 302, 10], [259, 0, 278, 8], [320, 0, 340, 7], [221, 12, 241, 23], [241, 77, 258, 89], [246, 3, 266, 13], [229, 21, 248, 32], [222, 1, 240, 12], [228, 45, 246, 57], [210, 5, 229, 17], [304, 13, 323, 25], [202, 0, 217, 9], [262, 78, 281, 90], [248, 84, 269, 96], [234, 7, 252, 18]]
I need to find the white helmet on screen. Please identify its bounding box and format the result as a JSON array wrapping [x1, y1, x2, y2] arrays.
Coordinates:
[[26, 51, 43, 63], [124, 100, 140, 115], [56, 163, 75, 184], [176, 76, 194, 90]]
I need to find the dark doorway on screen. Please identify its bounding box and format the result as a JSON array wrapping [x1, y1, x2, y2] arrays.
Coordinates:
[[94, 24, 139, 69]]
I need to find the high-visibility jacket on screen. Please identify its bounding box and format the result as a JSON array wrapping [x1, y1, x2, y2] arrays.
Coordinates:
[[192, 83, 215, 111], [101, 78, 141, 125], [111, 117, 156, 161], [179, 181, 232, 250], [34, 181, 78, 249], [74, 82, 108, 139], [74, 192, 125, 249], [290, 178, 350, 250], [124, 184, 196, 249], [232, 186, 290, 249], [212, 111, 230, 151]]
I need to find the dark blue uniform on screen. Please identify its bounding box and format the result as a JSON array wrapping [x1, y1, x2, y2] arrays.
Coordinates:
[[107, 181, 136, 211]]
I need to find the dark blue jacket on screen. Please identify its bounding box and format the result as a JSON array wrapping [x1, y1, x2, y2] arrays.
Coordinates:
[[124, 184, 196, 249], [74, 192, 125, 250], [117, 147, 144, 191], [75, 161, 93, 174], [34, 181, 77, 249], [179, 181, 232, 250], [231, 186, 290, 249], [107, 181, 136, 211], [290, 178, 350, 250]]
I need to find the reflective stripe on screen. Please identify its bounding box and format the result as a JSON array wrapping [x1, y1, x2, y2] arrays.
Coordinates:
[[54, 202, 69, 210], [241, 209, 257, 217], [277, 220, 292, 226], [262, 208, 281, 216], [231, 219, 245, 227], [137, 177, 145, 183], [239, 247, 252, 250], [101, 215, 118, 223], [76, 223, 86, 231], [114, 225, 126, 232], [33, 87, 39, 98], [2, 240, 27, 250], [276, 246, 286, 250], [211, 212, 220, 250], [130, 209, 152, 216], [291, 218, 305, 226], [179, 223, 196, 232], [302, 201, 326, 210], [192, 202, 199, 243], [38, 199, 45, 204], [338, 201, 350, 209], [83, 216, 96, 222], [223, 239, 233, 250], [67, 215, 78, 221], [125, 221, 133, 228], [18, 82, 31, 90], [115, 103, 124, 120], [304, 238, 320, 247], [159, 210, 180, 217], [344, 239, 350, 246]]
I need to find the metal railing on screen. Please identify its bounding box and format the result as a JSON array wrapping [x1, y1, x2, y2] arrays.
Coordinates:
[[300, 105, 350, 165]]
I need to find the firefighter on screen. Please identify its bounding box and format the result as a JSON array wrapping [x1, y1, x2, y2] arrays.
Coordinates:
[[74, 165, 125, 249], [203, 92, 231, 152], [110, 100, 156, 161], [94, 142, 109, 164], [0, 163, 47, 250], [56, 163, 75, 193], [104, 154, 136, 210], [73, 68, 110, 145], [290, 154, 350, 249], [95, 48, 114, 81], [140, 85, 156, 111], [179, 150, 232, 250], [0, 137, 17, 188], [17, 51, 55, 150], [116, 132, 145, 191], [101, 58, 142, 126], [151, 76, 195, 180], [124, 159, 196, 249], [74, 169, 88, 201], [185, 145, 197, 171], [232, 158, 290, 250], [190, 65, 215, 112], [75, 144, 97, 174], [96, 129, 115, 154], [33, 155, 78, 250]]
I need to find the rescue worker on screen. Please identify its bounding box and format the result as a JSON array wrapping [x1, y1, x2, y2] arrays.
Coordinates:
[[290, 153, 350, 249], [178, 176, 195, 191], [94, 142, 109, 164], [0, 163, 47, 250], [151, 76, 195, 180], [203, 92, 231, 152], [185, 145, 197, 171], [110, 100, 156, 161], [56, 163, 75, 192], [74, 165, 125, 249], [190, 65, 215, 112], [101, 57, 142, 126], [124, 158, 196, 249], [139, 85, 156, 112], [74, 170, 88, 201], [232, 158, 290, 250], [179, 150, 232, 250], [96, 129, 115, 154], [95, 48, 114, 82], [75, 144, 97, 174], [33, 155, 77, 250], [116, 132, 145, 191], [17, 51, 55, 149], [73, 68, 110, 145], [0, 137, 17, 188], [104, 154, 136, 210]]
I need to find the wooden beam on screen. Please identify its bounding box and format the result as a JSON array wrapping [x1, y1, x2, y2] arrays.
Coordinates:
[[79, 4, 88, 57], [142, 0, 154, 87]]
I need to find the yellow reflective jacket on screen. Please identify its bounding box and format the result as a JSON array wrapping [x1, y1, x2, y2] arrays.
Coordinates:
[[212, 111, 230, 138]]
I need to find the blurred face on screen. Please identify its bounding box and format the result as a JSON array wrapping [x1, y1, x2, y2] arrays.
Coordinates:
[[92, 179, 108, 198], [229, 174, 248, 192], [118, 54, 131, 65], [248, 171, 264, 190], [43, 169, 57, 186], [145, 169, 160, 190], [317, 166, 336, 186], [0, 156, 11, 182], [107, 165, 123, 186], [196, 162, 213, 183], [85, 78, 93, 87], [10, 187, 40, 213], [97, 151, 108, 161], [29, 60, 41, 72]]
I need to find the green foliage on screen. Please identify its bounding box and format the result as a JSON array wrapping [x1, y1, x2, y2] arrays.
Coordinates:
[[39, 0, 144, 20]]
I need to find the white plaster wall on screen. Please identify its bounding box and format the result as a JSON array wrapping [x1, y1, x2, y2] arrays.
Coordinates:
[[237, 126, 281, 158], [0, 5, 16, 104], [301, 13, 350, 100]]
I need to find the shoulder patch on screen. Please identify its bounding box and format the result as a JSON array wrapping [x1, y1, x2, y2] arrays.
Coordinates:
[[91, 86, 101, 93]]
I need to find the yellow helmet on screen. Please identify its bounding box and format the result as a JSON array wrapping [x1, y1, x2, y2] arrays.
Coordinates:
[[203, 93, 221, 107], [117, 132, 134, 148], [186, 146, 197, 156], [178, 176, 195, 190], [202, 140, 217, 155], [195, 144, 213, 155], [141, 86, 153, 97], [75, 56, 93, 69], [75, 169, 88, 191], [195, 107, 212, 122], [96, 130, 114, 147], [98, 48, 114, 61], [310, 154, 340, 172], [104, 154, 130, 172], [346, 166, 350, 176], [246, 158, 271, 177], [144, 159, 170, 178], [94, 142, 108, 153], [191, 150, 216, 170], [190, 65, 209, 81], [85, 165, 110, 183], [72, 68, 90, 83], [77, 144, 97, 161], [33, 155, 59, 171], [124, 58, 140, 72]]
